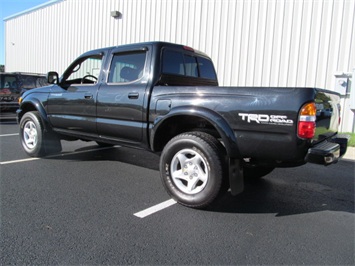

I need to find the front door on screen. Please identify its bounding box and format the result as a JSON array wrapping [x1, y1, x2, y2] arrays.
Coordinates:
[[48, 54, 103, 135]]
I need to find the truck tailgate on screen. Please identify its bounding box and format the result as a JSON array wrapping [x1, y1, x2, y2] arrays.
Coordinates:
[[314, 89, 341, 142]]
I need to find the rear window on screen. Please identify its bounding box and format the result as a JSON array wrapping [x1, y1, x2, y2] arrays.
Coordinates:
[[197, 57, 217, 80], [162, 49, 217, 80], [162, 50, 185, 75]]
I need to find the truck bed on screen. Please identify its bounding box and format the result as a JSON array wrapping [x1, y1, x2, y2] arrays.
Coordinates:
[[150, 86, 340, 165]]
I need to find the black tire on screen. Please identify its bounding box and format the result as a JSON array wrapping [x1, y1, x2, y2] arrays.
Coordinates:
[[160, 132, 225, 208], [19, 111, 61, 157], [190, 131, 229, 192]]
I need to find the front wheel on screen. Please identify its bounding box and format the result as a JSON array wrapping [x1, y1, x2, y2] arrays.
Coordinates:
[[160, 132, 225, 208], [20, 112, 46, 157], [19, 111, 61, 157]]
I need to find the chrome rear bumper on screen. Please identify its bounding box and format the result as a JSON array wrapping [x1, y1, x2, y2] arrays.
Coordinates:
[[305, 134, 349, 165]]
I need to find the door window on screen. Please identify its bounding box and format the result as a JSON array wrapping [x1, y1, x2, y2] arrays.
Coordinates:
[[108, 52, 146, 83], [65, 55, 103, 85]]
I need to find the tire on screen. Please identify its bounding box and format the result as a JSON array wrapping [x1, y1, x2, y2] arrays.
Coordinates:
[[19, 111, 61, 157], [19, 111, 46, 157], [160, 132, 225, 208]]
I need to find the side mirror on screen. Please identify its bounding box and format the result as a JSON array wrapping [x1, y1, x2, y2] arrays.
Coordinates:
[[47, 71, 59, 84]]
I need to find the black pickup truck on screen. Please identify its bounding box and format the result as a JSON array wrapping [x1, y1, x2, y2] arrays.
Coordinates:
[[17, 42, 349, 208]]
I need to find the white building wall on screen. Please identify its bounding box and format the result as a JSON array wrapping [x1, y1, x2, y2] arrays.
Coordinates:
[[5, 0, 355, 130]]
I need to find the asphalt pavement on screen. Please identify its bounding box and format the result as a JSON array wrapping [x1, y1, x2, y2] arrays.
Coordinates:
[[1, 120, 354, 265]]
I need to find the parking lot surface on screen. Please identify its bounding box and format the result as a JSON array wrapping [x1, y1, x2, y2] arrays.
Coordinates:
[[1, 120, 354, 265]]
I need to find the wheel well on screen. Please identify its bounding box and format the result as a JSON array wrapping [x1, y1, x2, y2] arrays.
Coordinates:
[[152, 115, 221, 152], [18, 103, 37, 121]]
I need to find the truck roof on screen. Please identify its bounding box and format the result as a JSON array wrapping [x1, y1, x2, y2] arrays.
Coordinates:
[[80, 41, 210, 59]]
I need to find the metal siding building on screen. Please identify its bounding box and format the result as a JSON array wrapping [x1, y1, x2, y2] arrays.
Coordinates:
[[4, 0, 355, 131]]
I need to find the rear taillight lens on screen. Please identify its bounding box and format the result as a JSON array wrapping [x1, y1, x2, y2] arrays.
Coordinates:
[[298, 102, 316, 139]]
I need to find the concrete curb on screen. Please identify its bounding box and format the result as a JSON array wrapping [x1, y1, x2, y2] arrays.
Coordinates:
[[343, 146, 355, 161]]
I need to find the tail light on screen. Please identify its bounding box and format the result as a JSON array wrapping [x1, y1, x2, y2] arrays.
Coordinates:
[[298, 102, 316, 139]]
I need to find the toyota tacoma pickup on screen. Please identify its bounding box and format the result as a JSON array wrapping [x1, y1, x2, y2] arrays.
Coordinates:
[[17, 42, 349, 208]]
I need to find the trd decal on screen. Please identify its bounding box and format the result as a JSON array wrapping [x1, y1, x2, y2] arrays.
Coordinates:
[[238, 113, 293, 126]]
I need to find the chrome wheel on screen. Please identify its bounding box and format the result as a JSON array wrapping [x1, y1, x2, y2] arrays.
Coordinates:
[[23, 120, 38, 149], [20, 111, 48, 157], [170, 148, 209, 195]]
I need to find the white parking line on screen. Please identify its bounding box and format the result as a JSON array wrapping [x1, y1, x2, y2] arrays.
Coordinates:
[[134, 199, 177, 218], [0, 133, 19, 137], [0, 157, 40, 165], [0, 146, 114, 165]]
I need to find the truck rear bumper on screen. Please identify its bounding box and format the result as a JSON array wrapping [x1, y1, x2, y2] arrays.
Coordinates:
[[305, 134, 349, 165]]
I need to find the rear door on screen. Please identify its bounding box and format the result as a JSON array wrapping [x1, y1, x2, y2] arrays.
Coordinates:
[[96, 45, 151, 143], [47, 53, 104, 135]]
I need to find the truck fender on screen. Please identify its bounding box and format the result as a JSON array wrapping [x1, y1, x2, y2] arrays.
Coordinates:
[[18, 97, 49, 126], [151, 106, 242, 158]]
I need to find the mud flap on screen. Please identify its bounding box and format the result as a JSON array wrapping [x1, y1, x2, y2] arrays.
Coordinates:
[[229, 158, 244, 196], [44, 131, 62, 155]]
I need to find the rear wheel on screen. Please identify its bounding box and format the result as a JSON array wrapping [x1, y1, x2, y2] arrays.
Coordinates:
[[160, 132, 225, 208]]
